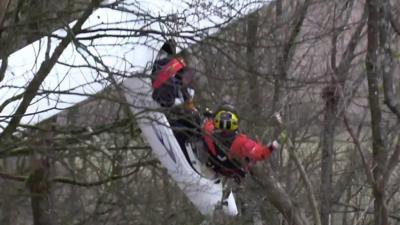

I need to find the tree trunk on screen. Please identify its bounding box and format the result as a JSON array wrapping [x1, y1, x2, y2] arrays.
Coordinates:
[[380, 0, 400, 119], [365, 0, 389, 224], [253, 169, 309, 225], [321, 7, 339, 223], [320, 84, 339, 225], [26, 158, 55, 225], [0, 0, 10, 30], [246, 11, 261, 122], [0, 159, 15, 225], [271, 0, 284, 120]]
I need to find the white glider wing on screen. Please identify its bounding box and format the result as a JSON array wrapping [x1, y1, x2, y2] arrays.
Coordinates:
[[123, 75, 238, 216]]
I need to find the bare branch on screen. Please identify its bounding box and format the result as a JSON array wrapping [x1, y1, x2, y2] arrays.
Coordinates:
[[0, 1, 98, 143], [0, 171, 26, 181], [383, 134, 400, 183], [343, 114, 376, 187], [282, 0, 312, 66], [252, 170, 309, 225], [274, 113, 320, 225], [0, 56, 7, 82], [52, 159, 158, 187]]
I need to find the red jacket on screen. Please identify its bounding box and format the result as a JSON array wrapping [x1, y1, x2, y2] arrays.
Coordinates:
[[152, 57, 186, 89], [202, 119, 274, 172]]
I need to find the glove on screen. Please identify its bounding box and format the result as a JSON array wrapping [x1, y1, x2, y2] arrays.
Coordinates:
[[184, 99, 196, 111], [274, 112, 282, 124], [268, 140, 280, 152], [203, 107, 213, 118]]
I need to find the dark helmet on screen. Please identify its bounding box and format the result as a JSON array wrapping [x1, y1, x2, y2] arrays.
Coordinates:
[[161, 39, 176, 55]]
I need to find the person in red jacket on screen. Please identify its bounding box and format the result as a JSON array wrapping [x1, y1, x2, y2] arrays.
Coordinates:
[[151, 41, 195, 111], [202, 104, 279, 182], [150, 41, 201, 155]]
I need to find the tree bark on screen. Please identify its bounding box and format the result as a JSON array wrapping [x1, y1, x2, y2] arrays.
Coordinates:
[[0, 159, 16, 225], [320, 84, 338, 225], [0, 0, 10, 29], [365, 0, 389, 224], [246, 11, 260, 121], [380, 0, 400, 119], [252, 170, 309, 225], [26, 158, 54, 225]]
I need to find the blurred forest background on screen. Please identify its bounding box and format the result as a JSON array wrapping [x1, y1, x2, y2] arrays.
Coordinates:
[[0, 0, 400, 225]]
